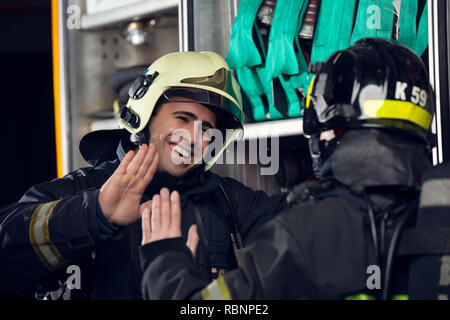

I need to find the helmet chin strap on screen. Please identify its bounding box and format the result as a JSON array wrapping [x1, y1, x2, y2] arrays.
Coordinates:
[[308, 135, 322, 178], [130, 131, 149, 147], [308, 131, 342, 178]]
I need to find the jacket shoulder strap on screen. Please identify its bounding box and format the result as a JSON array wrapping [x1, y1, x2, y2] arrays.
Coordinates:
[[213, 185, 245, 268]]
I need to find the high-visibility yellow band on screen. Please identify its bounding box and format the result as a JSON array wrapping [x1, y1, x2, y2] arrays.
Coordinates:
[[305, 75, 317, 109], [345, 294, 375, 300], [201, 276, 232, 300], [201, 287, 212, 300], [29, 200, 65, 270], [362, 100, 432, 130], [345, 293, 408, 300], [392, 294, 408, 300], [217, 276, 232, 300]]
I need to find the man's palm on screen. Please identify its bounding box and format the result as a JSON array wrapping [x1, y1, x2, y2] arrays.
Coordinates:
[[98, 144, 159, 226]]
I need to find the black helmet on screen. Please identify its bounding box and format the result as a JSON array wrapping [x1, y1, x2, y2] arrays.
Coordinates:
[[303, 38, 434, 141], [303, 38, 435, 174]]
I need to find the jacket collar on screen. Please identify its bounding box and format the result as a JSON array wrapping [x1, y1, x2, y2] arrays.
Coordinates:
[[330, 129, 432, 193]]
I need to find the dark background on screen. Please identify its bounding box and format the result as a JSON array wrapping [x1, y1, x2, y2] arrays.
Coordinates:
[[0, 0, 56, 208]]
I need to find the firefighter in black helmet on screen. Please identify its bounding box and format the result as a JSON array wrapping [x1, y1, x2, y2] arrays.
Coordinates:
[[140, 38, 436, 300]]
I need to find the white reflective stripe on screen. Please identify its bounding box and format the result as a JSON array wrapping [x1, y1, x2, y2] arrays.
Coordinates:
[[204, 280, 223, 300], [202, 277, 232, 300], [34, 202, 60, 266], [29, 200, 64, 269], [420, 179, 450, 208]]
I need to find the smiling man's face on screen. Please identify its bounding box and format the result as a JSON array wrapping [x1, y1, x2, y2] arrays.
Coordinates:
[[148, 100, 217, 177]]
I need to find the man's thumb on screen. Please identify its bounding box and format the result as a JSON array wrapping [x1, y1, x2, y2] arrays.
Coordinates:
[[186, 224, 199, 258], [139, 200, 152, 217]]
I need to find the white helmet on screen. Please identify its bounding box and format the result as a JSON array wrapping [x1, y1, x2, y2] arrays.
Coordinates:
[[119, 51, 246, 170]]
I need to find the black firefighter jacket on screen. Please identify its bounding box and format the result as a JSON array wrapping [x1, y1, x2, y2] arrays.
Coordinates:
[[141, 180, 416, 300], [0, 135, 287, 299]]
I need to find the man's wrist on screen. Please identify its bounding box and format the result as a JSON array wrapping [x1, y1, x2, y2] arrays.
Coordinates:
[[140, 238, 192, 271], [96, 198, 120, 235]]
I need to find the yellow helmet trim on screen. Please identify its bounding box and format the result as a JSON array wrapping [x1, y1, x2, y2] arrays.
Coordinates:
[[204, 129, 243, 171], [305, 75, 317, 109], [363, 100, 432, 130]]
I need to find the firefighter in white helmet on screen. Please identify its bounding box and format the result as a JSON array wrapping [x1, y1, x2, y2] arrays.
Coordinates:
[[0, 51, 287, 299]]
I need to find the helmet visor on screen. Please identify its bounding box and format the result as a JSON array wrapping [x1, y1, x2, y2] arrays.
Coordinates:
[[163, 86, 244, 128]]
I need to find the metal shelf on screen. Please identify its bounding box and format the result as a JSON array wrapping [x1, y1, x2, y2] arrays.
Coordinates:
[[90, 117, 304, 139], [242, 118, 303, 140], [81, 0, 178, 30]]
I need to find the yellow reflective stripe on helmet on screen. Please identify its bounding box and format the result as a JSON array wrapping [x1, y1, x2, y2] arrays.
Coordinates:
[[345, 294, 375, 300], [201, 276, 232, 300], [305, 75, 317, 109], [29, 200, 65, 270], [362, 100, 432, 130]]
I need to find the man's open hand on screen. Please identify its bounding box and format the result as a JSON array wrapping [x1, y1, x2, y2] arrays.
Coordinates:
[[98, 143, 159, 226], [141, 188, 199, 257]]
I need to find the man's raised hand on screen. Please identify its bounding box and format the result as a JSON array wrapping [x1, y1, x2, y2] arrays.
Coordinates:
[[141, 188, 199, 257], [98, 143, 159, 226]]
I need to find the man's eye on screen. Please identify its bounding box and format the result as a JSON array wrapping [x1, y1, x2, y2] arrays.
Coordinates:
[[203, 128, 214, 140], [177, 116, 189, 122]]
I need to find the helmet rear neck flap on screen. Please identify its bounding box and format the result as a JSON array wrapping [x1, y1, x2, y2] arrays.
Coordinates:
[[330, 128, 432, 193]]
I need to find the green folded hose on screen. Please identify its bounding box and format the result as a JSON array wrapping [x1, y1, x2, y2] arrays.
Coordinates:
[[227, 0, 429, 122], [227, 0, 265, 69]]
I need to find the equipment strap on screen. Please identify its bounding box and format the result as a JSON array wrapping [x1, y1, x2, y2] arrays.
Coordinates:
[[193, 204, 213, 283], [214, 185, 245, 268]]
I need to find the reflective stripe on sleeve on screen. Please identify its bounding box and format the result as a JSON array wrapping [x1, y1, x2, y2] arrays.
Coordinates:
[[28, 200, 65, 270], [201, 276, 232, 300], [420, 179, 450, 208]]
